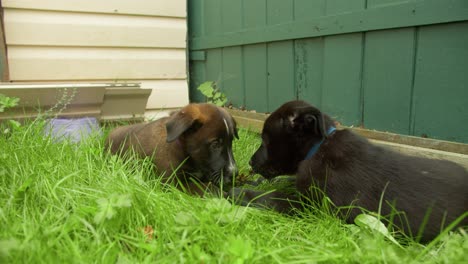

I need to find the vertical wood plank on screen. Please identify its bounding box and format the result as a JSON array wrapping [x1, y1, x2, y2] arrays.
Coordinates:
[[295, 39, 324, 108], [363, 28, 415, 134], [413, 22, 468, 143], [205, 49, 223, 91], [243, 0, 268, 112], [321, 34, 363, 125], [294, 0, 326, 20], [326, 0, 366, 14], [187, 0, 203, 39], [189, 60, 206, 102], [243, 0, 266, 29], [244, 44, 268, 112], [188, 0, 203, 102], [321, 0, 366, 125], [294, 0, 326, 107], [266, 0, 295, 111], [221, 0, 244, 107], [203, 0, 223, 102], [267, 41, 296, 111], [222, 47, 244, 107], [266, 0, 293, 25], [204, 0, 222, 36]]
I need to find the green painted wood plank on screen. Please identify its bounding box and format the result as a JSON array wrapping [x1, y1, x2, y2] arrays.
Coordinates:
[[187, 0, 203, 38], [244, 44, 268, 112], [190, 0, 468, 50], [189, 61, 206, 103], [222, 0, 242, 32], [243, 0, 268, 112], [295, 38, 324, 108], [325, 0, 366, 14], [412, 22, 468, 143], [320, 1, 365, 126], [267, 0, 293, 25], [266, 0, 295, 111], [294, 0, 326, 20], [189, 51, 205, 61], [219, 0, 244, 107], [294, 0, 326, 107], [321, 34, 363, 126], [243, 0, 266, 29], [368, 0, 415, 8], [204, 0, 222, 36], [267, 41, 296, 112], [205, 48, 223, 88], [222, 47, 244, 107], [187, 0, 204, 103], [363, 28, 415, 135]]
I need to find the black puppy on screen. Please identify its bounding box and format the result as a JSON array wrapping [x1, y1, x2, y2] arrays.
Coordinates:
[[231, 100, 468, 242]]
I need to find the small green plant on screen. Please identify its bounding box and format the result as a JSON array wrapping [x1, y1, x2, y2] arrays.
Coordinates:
[[94, 194, 132, 224], [354, 213, 402, 248], [44, 87, 78, 117], [0, 93, 19, 113], [0, 93, 21, 134], [197, 81, 227, 107]]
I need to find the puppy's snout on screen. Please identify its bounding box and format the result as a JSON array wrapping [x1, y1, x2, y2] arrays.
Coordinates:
[[222, 175, 232, 186], [222, 158, 237, 187], [222, 147, 237, 184], [224, 161, 238, 178]]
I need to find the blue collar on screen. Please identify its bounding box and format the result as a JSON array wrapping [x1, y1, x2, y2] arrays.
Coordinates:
[[304, 126, 336, 160]]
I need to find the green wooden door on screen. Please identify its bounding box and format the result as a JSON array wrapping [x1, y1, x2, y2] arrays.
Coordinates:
[[188, 0, 468, 143]]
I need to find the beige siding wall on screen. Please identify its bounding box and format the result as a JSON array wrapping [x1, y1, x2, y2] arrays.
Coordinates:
[[2, 0, 188, 109]]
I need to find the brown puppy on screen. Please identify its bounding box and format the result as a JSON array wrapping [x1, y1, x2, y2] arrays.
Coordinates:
[[106, 103, 238, 194], [231, 100, 468, 242]]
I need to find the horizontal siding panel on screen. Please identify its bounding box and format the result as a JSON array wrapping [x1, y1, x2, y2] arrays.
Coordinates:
[[4, 9, 186, 48], [8, 47, 186, 81], [2, 0, 186, 18], [141, 80, 189, 109]]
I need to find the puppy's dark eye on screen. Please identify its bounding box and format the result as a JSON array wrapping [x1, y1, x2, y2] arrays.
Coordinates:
[[210, 139, 222, 150]]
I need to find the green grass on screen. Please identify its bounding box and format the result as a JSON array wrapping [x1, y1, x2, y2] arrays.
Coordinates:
[[0, 121, 466, 263]]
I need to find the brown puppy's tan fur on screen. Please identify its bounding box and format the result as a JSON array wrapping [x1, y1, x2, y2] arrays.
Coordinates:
[[106, 103, 238, 195], [107, 116, 184, 175]]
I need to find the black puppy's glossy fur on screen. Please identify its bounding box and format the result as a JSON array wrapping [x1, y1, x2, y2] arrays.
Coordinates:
[[233, 100, 468, 242]]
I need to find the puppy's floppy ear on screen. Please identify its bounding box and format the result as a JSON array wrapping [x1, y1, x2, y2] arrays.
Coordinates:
[[289, 107, 328, 138], [232, 117, 239, 139], [166, 111, 199, 142], [304, 112, 328, 138], [224, 116, 239, 139], [219, 107, 239, 139]]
